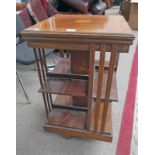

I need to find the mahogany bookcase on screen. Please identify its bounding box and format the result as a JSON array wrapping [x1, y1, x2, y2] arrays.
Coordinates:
[[22, 14, 134, 142]]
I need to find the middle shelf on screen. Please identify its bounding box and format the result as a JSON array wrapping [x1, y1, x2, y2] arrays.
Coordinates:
[[39, 78, 88, 97], [39, 58, 118, 101]]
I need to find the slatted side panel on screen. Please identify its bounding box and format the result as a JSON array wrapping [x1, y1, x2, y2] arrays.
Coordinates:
[[87, 44, 118, 133], [33, 48, 53, 118]]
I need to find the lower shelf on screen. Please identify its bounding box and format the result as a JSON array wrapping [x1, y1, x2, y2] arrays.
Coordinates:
[[44, 102, 112, 142], [47, 109, 86, 130]]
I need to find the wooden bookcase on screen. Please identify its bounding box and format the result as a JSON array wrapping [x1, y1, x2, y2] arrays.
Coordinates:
[[22, 14, 135, 142]]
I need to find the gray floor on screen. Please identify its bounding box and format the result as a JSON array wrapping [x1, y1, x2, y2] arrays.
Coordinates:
[[16, 7, 138, 155]]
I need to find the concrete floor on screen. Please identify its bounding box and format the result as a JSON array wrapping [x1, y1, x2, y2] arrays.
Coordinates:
[[16, 6, 138, 155]]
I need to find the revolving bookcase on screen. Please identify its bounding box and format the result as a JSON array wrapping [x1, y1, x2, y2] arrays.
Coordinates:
[[22, 14, 134, 142]]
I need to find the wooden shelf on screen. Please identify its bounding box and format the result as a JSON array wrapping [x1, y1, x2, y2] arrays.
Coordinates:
[[45, 102, 112, 134], [39, 78, 88, 97], [47, 109, 86, 130], [45, 58, 118, 101]]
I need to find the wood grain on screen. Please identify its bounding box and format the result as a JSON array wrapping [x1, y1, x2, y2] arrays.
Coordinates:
[[39, 78, 88, 97], [47, 109, 86, 130], [22, 14, 135, 50]]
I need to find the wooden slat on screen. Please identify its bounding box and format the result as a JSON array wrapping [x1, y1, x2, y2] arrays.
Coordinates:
[[47, 72, 89, 80], [93, 70, 118, 101], [38, 48, 46, 81], [39, 49, 53, 112], [91, 102, 112, 134], [101, 44, 118, 132], [45, 93, 51, 112], [42, 48, 48, 74], [33, 48, 48, 118], [87, 44, 96, 130], [38, 49, 52, 112], [33, 48, 43, 86], [94, 45, 106, 131], [49, 93, 53, 109]]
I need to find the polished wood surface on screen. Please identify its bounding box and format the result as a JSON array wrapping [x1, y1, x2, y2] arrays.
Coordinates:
[[48, 109, 86, 130], [24, 14, 133, 38], [39, 78, 88, 97], [22, 14, 134, 53]]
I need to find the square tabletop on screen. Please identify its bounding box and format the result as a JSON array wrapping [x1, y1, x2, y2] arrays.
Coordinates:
[[22, 14, 134, 40]]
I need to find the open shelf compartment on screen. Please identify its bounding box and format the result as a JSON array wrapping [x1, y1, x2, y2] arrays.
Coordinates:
[[39, 58, 118, 101], [44, 102, 112, 141], [39, 78, 88, 97]]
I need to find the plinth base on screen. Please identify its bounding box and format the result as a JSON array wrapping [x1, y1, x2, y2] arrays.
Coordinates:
[[43, 124, 112, 142]]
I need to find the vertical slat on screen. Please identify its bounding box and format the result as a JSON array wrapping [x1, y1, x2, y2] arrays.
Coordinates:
[[45, 93, 51, 112], [42, 93, 49, 118], [38, 48, 46, 81], [94, 45, 106, 131], [115, 52, 120, 71], [33, 48, 43, 86], [40, 49, 52, 112], [87, 44, 96, 131], [42, 48, 48, 74], [101, 44, 118, 132], [38, 49, 52, 112], [33, 48, 49, 118], [49, 93, 53, 108]]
